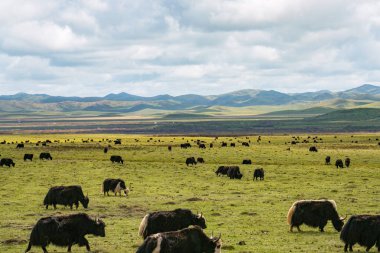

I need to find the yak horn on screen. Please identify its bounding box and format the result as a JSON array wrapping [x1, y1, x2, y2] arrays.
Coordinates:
[[340, 215, 347, 221], [200, 212, 203, 217], [215, 233, 221, 242]]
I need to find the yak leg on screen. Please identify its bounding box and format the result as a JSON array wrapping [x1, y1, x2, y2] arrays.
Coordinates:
[[67, 243, 72, 252], [25, 242, 32, 253], [70, 204, 73, 210], [45, 205, 49, 209], [79, 237, 91, 251], [53, 204, 57, 209], [42, 246, 48, 253], [319, 220, 327, 232], [75, 202, 79, 209], [344, 244, 348, 252], [349, 245, 353, 252], [296, 226, 301, 232], [366, 246, 372, 252]]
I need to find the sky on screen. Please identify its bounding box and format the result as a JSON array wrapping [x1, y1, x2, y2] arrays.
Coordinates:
[[0, 0, 380, 96]]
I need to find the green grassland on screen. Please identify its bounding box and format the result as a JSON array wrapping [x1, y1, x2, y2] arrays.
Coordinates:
[[0, 134, 379, 252]]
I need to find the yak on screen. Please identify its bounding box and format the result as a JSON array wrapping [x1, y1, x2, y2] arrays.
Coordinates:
[[242, 142, 250, 147], [186, 157, 197, 166], [197, 157, 205, 163], [39, 153, 53, 160], [168, 146, 172, 151], [136, 225, 221, 253], [215, 166, 229, 176], [340, 215, 380, 252], [198, 144, 206, 149], [227, 166, 243, 179], [253, 168, 264, 180], [43, 185, 89, 209], [242, 159, 252, 164], [0, 158, 15, 167], [325, 156, 331, 165], [345, 158, 351, 168], [287, 199, 346, 232], [24, 154, 34, 161], [16, 143, 24, 149], [25, 213, 105, 253], [110, 155, 123, 164], [336, 159, 344, 168], [181, 143, 191, 149], [102, 178, 130, 196], [138, 209, 207, 239], [309, 146, 318, 152]]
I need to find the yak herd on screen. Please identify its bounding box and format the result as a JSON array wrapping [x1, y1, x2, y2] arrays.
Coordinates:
[[0, 136, 379, 252]]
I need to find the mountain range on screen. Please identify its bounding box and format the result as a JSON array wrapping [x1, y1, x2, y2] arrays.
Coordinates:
[[0, 84, 379, 115]]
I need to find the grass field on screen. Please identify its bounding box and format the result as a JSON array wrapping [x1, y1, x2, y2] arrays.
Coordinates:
[[0, 134, 379, 253]]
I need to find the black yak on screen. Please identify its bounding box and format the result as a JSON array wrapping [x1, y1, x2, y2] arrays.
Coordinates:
[[340, 215, 380, 252], [215, 166, 229, 176], [102, 178, 130, 196], [24, 154, 33, 161], [0, 158, 15, 167], [138, 209, 207, 239], [186, 157, 197, 166], [136, 225, 221, 253], [43, 185, 89, 209], [197, 157, 205, 163], [345, 158, 351, 168], [325, 156, 331, 165], [336, 159, 344, 168], [25, 213, 105, 253], [110, 155, 123, 164], [227, 166, 242, 179], [253, 168, 264, 180], [309, 146, 318, 152], [242, 159, 252, 164], [39, 153, 53, 160], [287, 200, 346, 232]]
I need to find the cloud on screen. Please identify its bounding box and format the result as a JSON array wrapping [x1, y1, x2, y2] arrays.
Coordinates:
[[0, 0, 379, 96]]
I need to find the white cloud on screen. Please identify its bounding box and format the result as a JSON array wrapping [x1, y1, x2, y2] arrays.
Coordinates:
[[0, 0, 379, 96]]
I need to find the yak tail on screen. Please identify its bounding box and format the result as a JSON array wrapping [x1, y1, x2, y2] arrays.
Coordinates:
[[287, 202, 297, 225], [340, 216, 353, 242], [138, 214, 149, 238]]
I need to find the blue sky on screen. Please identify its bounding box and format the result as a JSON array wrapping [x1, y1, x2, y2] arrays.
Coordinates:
[[0, 0, 379, 96]]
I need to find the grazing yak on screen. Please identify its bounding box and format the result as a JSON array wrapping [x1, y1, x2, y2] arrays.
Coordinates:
[[197, 157, 205, 163], [253, 168, 264, 180], [168, 146, 172, 151], [138, 209, 207, 239], [242, 159, 252, 164], [186, 157, 197, 166], [181, 143, 191, 149], [110, 155, 123, 164], [198, 144, 206, 149], [39, 153, 53, 160], [287, 200, 346, 232], [215, 166, 229, 176], [0, 158, 15, 167], [325, 156, 331, 165], [336, 159, 344, 168], [43, 185, 89, 209], [24, 154, 33, 161], [104, 147, 108, 153], [242, 142, 249, 147], [114, 139, 122, 145], [221, 142, 227, 147], [309, 146, 318, 152], [25, 213, 105, 253], [340, 215, 380, 252], [345, 158, 351, 168], [102, 178, 130, 196], [16, 143, 24, 149], [230, 143, 235, 147], [227, 166, 243, 179], [136, 225, 221, 253]]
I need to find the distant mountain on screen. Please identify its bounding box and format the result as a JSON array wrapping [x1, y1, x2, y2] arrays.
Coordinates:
[[0, 84, 379, 113]]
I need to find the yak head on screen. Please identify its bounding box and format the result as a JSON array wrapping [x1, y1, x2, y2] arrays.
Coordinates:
[[207, 233, 222, 253], [93, 217, 106, 237], [194, 212, 207, 229], [332, 215, 347, 232], [81, 194, 90, 208]]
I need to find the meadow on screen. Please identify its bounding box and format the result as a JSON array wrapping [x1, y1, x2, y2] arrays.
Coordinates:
[[0, 134, 379, 253]]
